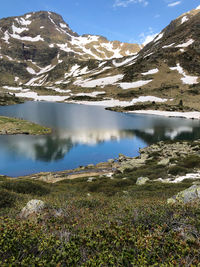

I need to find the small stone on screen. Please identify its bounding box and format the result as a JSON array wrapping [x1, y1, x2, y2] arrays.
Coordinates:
[[108, 159, 114, 164]]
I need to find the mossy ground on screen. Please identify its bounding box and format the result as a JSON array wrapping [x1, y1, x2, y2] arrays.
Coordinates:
[[0, 165, 200, 265], [0, 116, 51, 135]]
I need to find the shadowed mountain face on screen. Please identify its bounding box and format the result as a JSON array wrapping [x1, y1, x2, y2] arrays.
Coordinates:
[[0, 8, 200, 110]]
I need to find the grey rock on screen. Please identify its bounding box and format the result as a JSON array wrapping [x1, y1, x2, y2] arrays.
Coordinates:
[[108, 159, 115, 164], [167, 185, 200, 204], [118, 158, 146, 173], [136, 177, 150, 185], [158, 158, 170, 166], [20, 199, 46, 218]]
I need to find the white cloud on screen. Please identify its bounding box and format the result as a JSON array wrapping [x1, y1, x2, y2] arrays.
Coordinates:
[[139, 27, 158, 46], [168, 1, 181, 7], [142, 33, 158, 45], [113, 0, 148, 8]]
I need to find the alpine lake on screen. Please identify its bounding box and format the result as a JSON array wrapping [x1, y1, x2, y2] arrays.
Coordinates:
[[0, 101, 200, 177]]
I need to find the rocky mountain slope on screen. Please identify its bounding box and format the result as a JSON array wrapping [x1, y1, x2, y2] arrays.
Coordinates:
[[0, 7, 200, 111], [0, 11, 140, 86]]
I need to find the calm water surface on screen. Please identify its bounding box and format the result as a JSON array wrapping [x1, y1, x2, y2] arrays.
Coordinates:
[[0, 101, 200, 177]]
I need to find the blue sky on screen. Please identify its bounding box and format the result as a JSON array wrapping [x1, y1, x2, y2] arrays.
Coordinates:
[[1, 0, 199, 44]]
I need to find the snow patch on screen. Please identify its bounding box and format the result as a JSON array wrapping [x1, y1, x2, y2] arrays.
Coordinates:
[[67, 96, 169, 108], [170, 63, 198, 84], [46, 87, 71, 93], [12, 24, 27, 34], [26, 67, 36, 74], [74, 74, 124, 88], [15, 91, 69, 102], [60, 23, 68, 29], [3, 86, 23, 91], [112, 54, 138, 67], [119, 80, 152, 89], [181, 15, 189, 24], [142, 68, 158, 75], [154, 33, 163, 42], [162, 43, 175, 48], [2, 31, 10, 43], [74, 91, 105, 97], [176, 39, 194, 48], [128, 110, 200, 120], [157, 172, 200, 183]]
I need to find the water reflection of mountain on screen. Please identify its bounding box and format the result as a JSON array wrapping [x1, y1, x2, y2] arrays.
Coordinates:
[[34, 136, 73, 162], [134, 126, 200, 145], [1, 123, 200, 163], [0, 129, 136, 162]]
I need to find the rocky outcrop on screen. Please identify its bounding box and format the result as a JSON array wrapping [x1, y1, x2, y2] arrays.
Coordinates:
[[140, 140, 200, 163], [167, 185, 200, 204], [117, 158, 146, 173]]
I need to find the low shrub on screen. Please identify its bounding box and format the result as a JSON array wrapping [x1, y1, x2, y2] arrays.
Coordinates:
[[168, 166, 187, 176], [73, 199, 102, 209], [181, 155, 200, 169], [1, 180, 50, 196], [0, 189, 18, 208]]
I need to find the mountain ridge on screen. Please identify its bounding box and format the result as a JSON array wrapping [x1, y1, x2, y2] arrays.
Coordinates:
[[0, 7, 200, 112]]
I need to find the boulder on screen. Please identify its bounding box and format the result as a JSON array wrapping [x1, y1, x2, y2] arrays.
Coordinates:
[[158, 158, 170, 166], [117, 163, 134, 173], [167, 185, 200, 204], [117, 158, 146, 173], [20, 199, 46, 218], [136, 177, 150, 185]]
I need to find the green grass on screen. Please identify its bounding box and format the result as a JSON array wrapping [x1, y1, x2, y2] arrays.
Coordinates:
[[0, 116, 51, 135]]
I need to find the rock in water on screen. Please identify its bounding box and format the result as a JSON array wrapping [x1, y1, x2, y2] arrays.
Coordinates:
[[20, 199, 46, 218], [167, 185, 200, 204]]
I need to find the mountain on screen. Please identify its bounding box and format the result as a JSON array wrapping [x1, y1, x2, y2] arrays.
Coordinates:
[[0, 11, 140, 86], [0, 8, 200, 111]]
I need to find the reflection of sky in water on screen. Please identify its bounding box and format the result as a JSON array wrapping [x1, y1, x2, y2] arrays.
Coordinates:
[[0, 101, 200, 176]]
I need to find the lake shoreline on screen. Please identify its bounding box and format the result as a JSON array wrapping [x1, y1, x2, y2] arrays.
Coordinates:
[[6, 139, 200, 184], [65, 100, 200, 120]]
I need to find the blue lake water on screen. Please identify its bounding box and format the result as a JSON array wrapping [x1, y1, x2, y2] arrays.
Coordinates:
[[0, 101, 200, 177]]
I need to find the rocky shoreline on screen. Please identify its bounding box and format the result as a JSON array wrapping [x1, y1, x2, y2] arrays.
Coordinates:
[[9, 139, 200, 187]]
